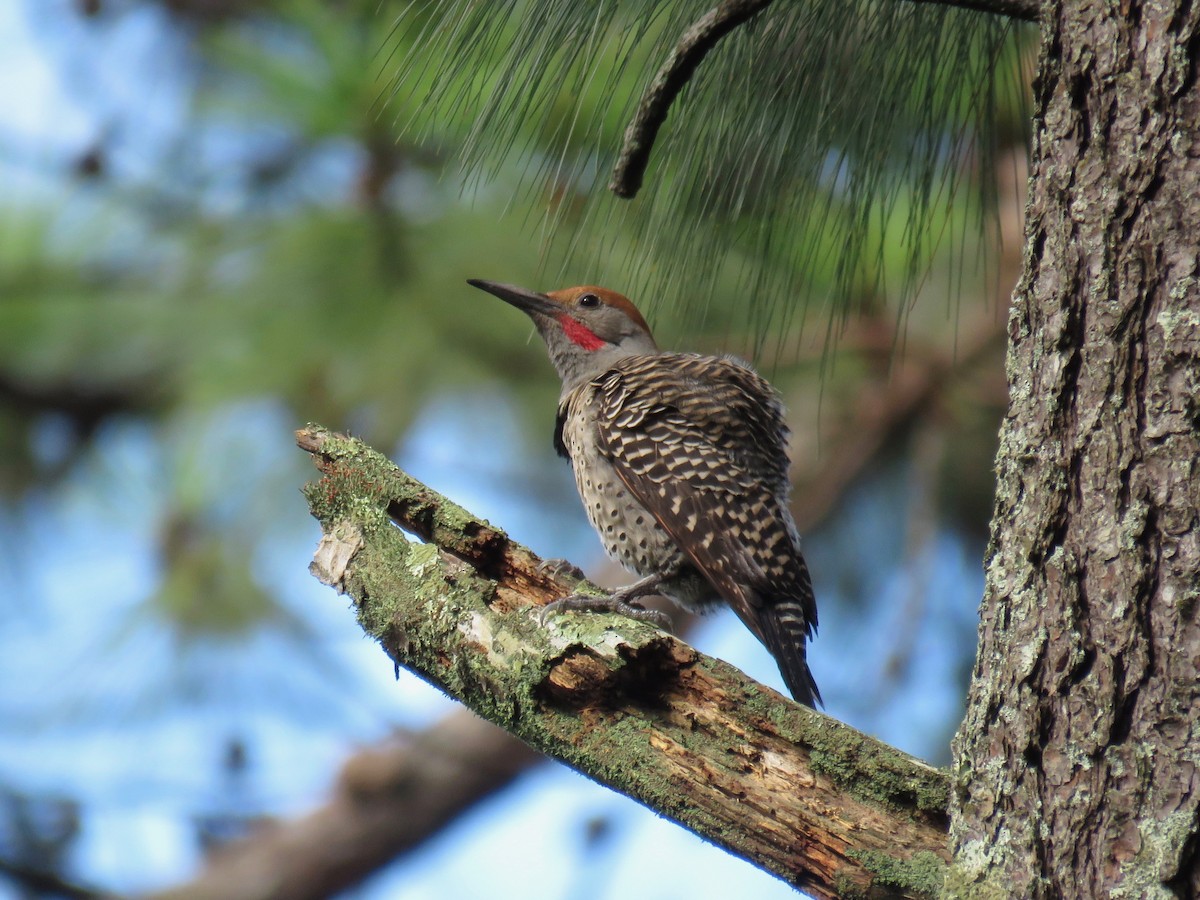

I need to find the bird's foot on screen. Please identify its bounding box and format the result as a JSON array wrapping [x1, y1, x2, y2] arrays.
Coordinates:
[[536, 558, 586, 582], [537, 592, 674, 631]]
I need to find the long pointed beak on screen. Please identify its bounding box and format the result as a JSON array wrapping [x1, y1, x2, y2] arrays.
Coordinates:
[[468, 279, 561, 319]]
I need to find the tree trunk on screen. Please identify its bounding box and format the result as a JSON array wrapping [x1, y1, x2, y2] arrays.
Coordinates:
[[949, 1, 1200, 897]]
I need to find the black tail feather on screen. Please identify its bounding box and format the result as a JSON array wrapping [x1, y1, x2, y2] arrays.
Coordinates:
[[760, 603, 822, 708]]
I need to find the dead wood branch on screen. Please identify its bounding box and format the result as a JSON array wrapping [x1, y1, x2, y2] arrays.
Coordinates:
[[279, 425, 950, 899]]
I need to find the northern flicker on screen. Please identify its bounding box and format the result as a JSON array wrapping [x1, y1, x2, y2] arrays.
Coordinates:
[[469, 279, 821, 707]]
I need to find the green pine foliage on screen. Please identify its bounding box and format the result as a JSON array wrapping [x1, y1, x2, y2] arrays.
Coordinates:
[[386, 0, 1029, 339]]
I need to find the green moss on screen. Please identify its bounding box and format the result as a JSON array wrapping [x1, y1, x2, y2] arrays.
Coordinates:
[[349, 532, 421, 638], [1173, 585, 1198, 620], [1164, 276, 1198, 310], [847, 849, 945, 896], [751, 693, 950, 814], [941, 855, 1012, 900], [403, 541, 439, 577], [302, 460, 391, 534], [431, 488, 496, 535], [302, 424, 953, 895], [1109, 807, 1197, 899], [706, 658, 954, 827], [832, 870, 871, 899]]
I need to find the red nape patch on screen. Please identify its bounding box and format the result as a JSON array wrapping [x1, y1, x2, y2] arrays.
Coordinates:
[[558, 315, 606, 351]]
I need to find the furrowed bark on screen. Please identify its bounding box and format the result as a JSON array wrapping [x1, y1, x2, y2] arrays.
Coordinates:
[[949, 1, 1200, 896], [294, 425, 951, 899]]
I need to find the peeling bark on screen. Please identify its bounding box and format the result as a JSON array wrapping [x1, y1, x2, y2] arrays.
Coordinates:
[[295, 425, 951, 900]]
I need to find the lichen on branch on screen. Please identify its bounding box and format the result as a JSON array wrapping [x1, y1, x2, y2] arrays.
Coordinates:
[[297, 424, 951, 899]]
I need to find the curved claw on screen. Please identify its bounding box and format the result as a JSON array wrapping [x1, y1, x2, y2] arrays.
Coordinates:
[[536, 592, 674, 632], [536, 558, 586, 582]]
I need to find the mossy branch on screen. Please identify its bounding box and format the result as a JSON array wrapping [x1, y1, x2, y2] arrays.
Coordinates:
[[296, 424, 951, 899]]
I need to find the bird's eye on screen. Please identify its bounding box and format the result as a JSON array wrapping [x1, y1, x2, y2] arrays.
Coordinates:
[[578, 293, 600, 308]]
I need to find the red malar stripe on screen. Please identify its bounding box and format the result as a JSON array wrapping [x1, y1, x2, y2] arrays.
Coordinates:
[[559, 315, 606, 351]]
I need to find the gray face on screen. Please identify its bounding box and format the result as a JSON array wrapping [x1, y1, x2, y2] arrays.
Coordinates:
[[468, 279, 659, 392], [542, 290, 652, 346]]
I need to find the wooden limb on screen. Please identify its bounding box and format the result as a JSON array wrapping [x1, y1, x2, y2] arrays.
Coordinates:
[[0, 370, 161, 434], [610, 0, 1038, 200], [609, 0, 775, 199], [0, 856, 107, 900], [287, 425, 951, 899], [155, 323, 1004, 899], [148, 715, 540, 900]]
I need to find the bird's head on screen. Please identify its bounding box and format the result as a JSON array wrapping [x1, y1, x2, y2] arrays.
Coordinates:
[[469, 279, 659, 390]]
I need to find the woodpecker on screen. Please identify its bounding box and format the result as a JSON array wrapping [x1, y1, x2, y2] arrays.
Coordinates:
[[469, 279, 821, 707]]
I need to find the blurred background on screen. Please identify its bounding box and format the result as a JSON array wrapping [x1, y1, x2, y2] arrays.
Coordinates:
[[0, 1, 1029, 897]]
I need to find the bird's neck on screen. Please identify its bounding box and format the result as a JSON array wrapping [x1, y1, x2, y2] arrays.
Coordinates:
[[535, 319, 658, 396], [550, 343, 656, 398]]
